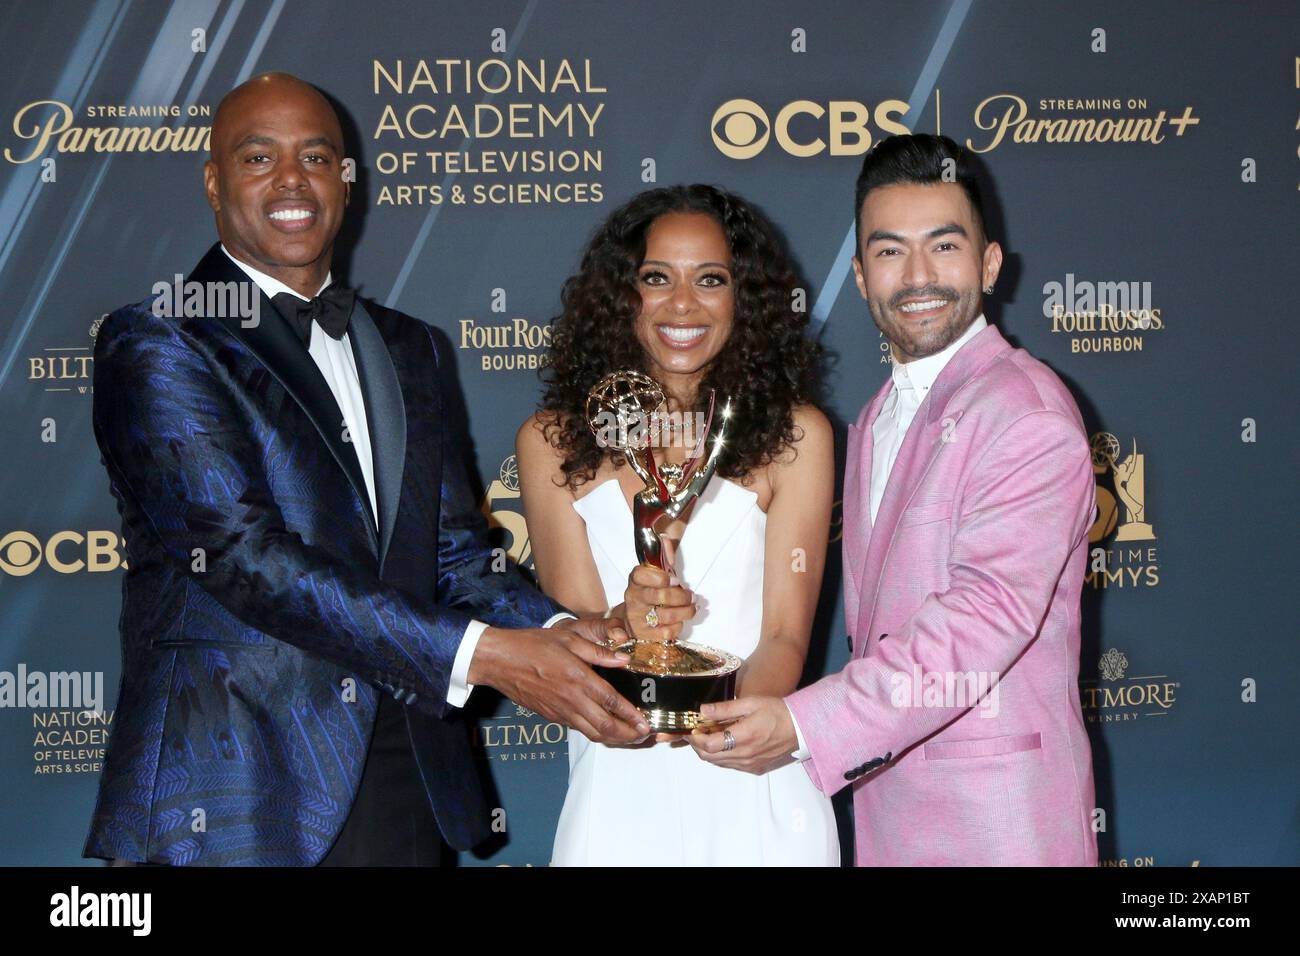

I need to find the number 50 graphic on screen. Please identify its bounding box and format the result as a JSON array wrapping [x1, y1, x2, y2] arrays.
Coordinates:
[[480, 454, 532, 567]]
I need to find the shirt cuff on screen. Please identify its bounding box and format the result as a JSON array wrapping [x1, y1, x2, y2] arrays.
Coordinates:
[[787, 703, 811, 761], [447, 620, 490, 708], [447, 614, 576, 708]]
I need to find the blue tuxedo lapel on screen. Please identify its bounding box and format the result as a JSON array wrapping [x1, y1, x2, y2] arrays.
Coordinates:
[[349, 301, 406, 574], [186, 244, 380, 552]]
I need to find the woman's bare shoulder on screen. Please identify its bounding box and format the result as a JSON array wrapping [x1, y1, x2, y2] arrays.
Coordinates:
[[516, 410, 566, 459], [771, 402, 833, 464], [516, 411, 578, 498], [791, 402, 832, 442]]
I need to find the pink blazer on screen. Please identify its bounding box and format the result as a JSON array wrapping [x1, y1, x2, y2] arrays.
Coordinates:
[[787, 325, 1098, 866]]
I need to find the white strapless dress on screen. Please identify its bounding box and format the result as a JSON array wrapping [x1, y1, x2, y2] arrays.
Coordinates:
[[550, 476, 840, 866]]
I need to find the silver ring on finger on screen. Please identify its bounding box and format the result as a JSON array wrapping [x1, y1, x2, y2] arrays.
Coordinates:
[[645, 604, 660, 628], [722, 729, 736, 752]]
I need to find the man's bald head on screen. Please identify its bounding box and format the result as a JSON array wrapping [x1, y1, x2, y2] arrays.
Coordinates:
[[204, 72, 349, 296], [210, 73, 342, 158]]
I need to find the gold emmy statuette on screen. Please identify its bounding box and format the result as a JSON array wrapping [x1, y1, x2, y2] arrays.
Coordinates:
[[1091, 432, 1156, 543], [585, 370, 742, 733], [1112, 437, 1155, 541]]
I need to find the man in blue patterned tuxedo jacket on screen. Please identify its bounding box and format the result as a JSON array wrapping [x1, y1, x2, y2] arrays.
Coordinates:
[[83, 73, 649, 866]]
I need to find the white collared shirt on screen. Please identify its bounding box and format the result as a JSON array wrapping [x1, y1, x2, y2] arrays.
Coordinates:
[[787, 315, 988, 762], [870, 314, 987, 522], [218, 246, 564, 708], [219, 248, 381, 527]]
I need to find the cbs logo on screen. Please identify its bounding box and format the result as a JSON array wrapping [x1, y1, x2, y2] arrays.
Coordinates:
[[0, 530, 126, 576], [711, 98, 910, 159]]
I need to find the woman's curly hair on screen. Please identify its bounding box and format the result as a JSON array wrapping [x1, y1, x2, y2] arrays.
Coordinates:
[[539, 184, 824, 489]]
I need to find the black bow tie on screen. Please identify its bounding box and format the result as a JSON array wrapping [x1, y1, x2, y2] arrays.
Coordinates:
[[271, 284, 356, 346]]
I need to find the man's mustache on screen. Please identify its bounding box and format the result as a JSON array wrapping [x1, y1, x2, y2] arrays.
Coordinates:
[[888, 286, 961, 309]]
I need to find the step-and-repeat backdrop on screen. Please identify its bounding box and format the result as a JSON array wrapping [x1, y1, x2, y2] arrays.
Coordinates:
[[1, 0, 1295, 866]]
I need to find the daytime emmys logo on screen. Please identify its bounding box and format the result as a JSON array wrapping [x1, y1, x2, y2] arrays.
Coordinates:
[[1087, 430, 1159, 591]]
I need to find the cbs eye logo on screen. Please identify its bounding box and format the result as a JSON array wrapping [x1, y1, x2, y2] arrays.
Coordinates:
[[711, 99, 771, 160], [711, 98, 911, 160], [0, 530, 126, 575]]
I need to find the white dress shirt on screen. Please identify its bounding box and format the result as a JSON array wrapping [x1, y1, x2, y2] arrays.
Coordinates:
[[870, 314, 987, 522], [787, 315, 988, 760], [220, 246, 569, 707]]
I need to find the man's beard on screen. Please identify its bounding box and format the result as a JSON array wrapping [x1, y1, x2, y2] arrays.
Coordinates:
[[869, 284, 982, 361]]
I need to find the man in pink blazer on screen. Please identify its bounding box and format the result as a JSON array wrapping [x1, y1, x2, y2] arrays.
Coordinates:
[[692, 134, 1098, 866]]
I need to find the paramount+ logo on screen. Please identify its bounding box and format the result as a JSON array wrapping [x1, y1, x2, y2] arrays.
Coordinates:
[[0, 530, 126, 576], [710, 98, 910, 159]]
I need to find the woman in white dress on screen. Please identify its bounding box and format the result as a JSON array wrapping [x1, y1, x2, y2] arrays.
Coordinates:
[[516, 185, 840, 866]]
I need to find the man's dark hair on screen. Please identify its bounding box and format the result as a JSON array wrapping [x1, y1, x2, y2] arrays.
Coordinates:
[[853, 133, 986, 254]]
